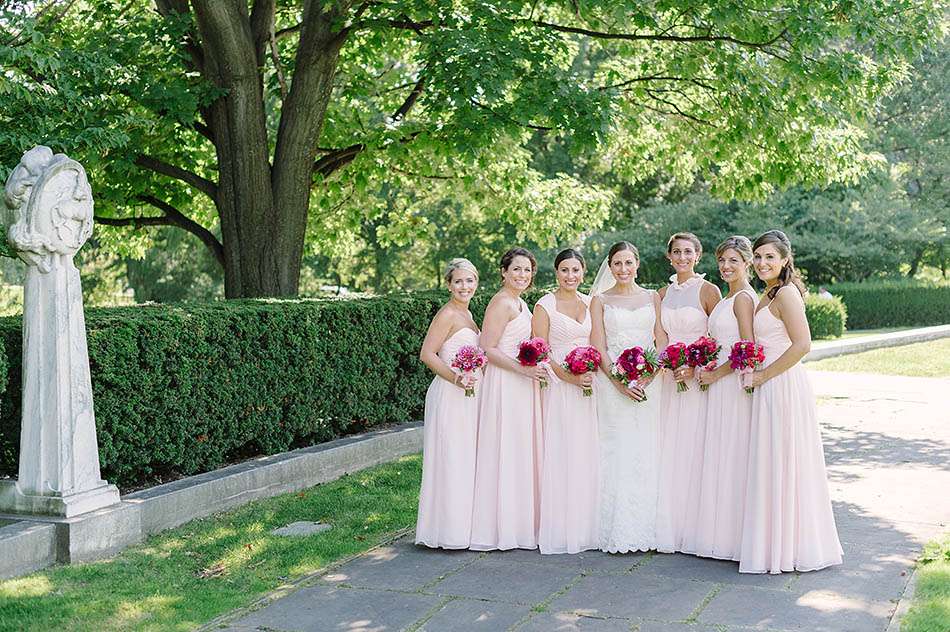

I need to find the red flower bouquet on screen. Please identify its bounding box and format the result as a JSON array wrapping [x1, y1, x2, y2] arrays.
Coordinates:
[[729, 339, 766, 394], [518, 337, 552, 389], [563, 346, 602, 396], [660, 342, 691, 392], [610, 346, 659, 402], [452, 345, 487, 397], [687, 336, 721, 392]]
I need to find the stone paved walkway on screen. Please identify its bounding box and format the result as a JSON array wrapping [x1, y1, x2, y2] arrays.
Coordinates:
[[210, 370, 950, 632]]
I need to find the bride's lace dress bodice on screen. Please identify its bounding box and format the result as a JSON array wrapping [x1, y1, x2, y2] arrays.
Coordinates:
[[595, 293, 661, 553]]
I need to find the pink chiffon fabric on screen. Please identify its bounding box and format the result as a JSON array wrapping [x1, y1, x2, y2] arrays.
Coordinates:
[[683, 289, 756, 560], [739, 287, 843, 573], [657, 274, 710, 553], [470, 299, 544, 550], [415, 328, 480, 549], [536, 293, 600, 554]]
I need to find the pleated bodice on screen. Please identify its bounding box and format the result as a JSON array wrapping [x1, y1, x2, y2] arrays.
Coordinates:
[[536, 293, 592, 362]]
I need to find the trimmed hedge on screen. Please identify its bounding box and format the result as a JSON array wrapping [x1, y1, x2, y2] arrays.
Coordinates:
[[805, 295, 847, 340], [829, 280, 950, 329], [0, 284, 859, 489]]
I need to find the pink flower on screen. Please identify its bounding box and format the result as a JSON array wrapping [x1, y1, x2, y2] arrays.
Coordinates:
[[518, 337, 552, 389], [562, 346, 602, 396], [452, 345, 487, 397]]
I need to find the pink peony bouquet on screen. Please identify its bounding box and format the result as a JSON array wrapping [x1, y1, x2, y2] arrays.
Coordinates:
[[517, 337, 552, 389], [660, 342, 691, 392], [452, 345, 487, 397], [687, 336, 721, 392], [729, 339, 766, 394], [563, 346, 602, 397], [610, 346, 659, 403]]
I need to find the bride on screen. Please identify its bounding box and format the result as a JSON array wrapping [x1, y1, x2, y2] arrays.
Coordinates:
[[589, 241, 668, 553]]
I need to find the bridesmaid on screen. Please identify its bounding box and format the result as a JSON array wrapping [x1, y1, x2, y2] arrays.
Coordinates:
[[739, 230, 842, 573], [656, 232, 721, 553], [416, 258, 482, 549], [534, 248, 599, 554], [686, 236, 757, 560], [470, 247, 546, 551]]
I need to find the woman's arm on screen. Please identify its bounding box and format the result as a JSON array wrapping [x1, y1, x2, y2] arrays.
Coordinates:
[[750, 287, 811, 387], [419, 309, 466, 388], [701, 281, 722, 315]]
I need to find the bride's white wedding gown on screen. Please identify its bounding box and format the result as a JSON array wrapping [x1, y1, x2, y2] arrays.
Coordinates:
[[595, 294, 662, 553]]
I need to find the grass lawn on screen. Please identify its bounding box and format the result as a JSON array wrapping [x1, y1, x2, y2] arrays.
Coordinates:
[[0, 455, 422, 632], [808, 338, 950, 378], [902, 535, 950, 632]]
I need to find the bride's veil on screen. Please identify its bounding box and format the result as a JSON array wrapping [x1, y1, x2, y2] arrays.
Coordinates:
[[589, 255, 616, 296]]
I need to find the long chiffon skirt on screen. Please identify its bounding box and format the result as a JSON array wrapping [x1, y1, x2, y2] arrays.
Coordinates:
[[538, 377, 599, 554], [739, 364, 843, 573], [683, 372, 752, 559], [415, 377, 478, 549], [470, 365, 543, 550], [656, 373, 707, 553]]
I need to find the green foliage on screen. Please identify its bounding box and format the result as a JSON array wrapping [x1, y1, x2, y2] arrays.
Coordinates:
[[828, 280, 950, 328], [0, 284, 873, 487], [0, 295, 447, 488], [804, 295, 847, 339]]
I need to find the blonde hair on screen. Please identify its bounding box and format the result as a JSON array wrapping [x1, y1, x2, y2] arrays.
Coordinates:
[[715, 235, 753, 265], [444, 258, 479, 283]]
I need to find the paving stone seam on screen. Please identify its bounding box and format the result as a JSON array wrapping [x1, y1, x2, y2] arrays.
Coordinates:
[[196, 525, 415, 632], [508, 570, 587, 630], [685, 582, 724, 623], [404, 595, 457, 632], [416, 550, 487, 592]]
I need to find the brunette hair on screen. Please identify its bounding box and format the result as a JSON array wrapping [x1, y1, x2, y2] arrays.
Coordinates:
[[554, 248, 586, 270], [667, 232, 703, 257], [752, 230, 807, 300], [499, 246, 537, 283], [443, 257, 479, 283], [715, 236, 753, 266], [607, 241, 639, 264]]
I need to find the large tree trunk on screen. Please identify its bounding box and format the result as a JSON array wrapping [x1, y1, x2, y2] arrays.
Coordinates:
[[188, 0, 346, 298]]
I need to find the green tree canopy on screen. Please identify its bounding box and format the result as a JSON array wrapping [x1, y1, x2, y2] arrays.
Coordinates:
[[0, 0, 942, 297]]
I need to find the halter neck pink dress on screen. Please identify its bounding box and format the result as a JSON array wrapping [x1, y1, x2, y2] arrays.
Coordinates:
[[536, 293, 600, 554], [683, 288, 756, 560], [739, 286, 843, 573], [470, 299, 544, 550], [657, 274, 710, 553], [415, 327, 480, 549]]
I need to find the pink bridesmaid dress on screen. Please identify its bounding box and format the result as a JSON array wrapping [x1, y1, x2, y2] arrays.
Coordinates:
[[656, 274, 709, 553], [683, 288, 756, 560], [536, 293, 599, 554], [470, 299, 544, 550], [415, 327, 480, 549], [739, 286, 843, 573]]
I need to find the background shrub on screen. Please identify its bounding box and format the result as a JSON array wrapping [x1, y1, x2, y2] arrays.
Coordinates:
[[829, 280, 950, 329], [805, 295, 847, 339], [0, 282, 917, 490]]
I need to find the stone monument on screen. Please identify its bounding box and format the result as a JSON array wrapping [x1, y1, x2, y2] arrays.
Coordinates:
[[0, 146, 119, 517]]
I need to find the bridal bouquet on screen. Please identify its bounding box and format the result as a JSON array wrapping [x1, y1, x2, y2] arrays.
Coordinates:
[[660, 342, 691, 392], [729, 340, 766, 394], [687, 336, 721, 392], [563, 346, 602, 397], [611, 346, 659, 402], [518, 337, 551, 389], [451, 345, 487, 397]]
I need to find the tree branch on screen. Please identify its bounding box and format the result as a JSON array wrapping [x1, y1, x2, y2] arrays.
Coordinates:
[[97, 195, 225, 267], [391, 75, 425, 122], [532, 20, 787, 49], [312, 143, 366, 177], [250, 0, 276, 67], [470, 99, 553, 131], [134, 154, 218, 199]]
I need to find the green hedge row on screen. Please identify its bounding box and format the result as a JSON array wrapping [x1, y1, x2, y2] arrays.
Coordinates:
[[0, 283, 869, 490], [828, 280, 950, 329]]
